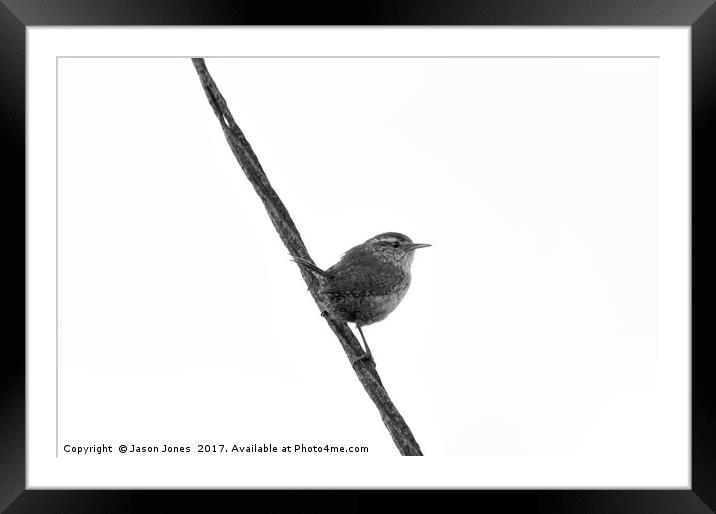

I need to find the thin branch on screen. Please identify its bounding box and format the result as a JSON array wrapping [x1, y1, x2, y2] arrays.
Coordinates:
[[191, 58, 422, 456]]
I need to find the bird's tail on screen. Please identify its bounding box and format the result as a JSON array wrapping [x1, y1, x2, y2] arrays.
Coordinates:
[[291, 256, 328, 277]]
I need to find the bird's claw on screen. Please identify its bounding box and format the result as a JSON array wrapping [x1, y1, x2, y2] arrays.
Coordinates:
[[351, 350, 374, 366]]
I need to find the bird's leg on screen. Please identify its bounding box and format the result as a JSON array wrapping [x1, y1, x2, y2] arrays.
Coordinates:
[[352, 325, 374, 365]]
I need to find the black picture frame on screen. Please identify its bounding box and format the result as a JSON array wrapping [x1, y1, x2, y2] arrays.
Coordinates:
[[2, 1, 713, 512]]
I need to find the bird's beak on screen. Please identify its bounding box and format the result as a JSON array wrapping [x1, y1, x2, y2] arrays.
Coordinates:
[[408, 243, 431, 251]]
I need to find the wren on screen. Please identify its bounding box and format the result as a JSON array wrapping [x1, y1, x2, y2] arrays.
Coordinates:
[[292, 232, 430, 364]]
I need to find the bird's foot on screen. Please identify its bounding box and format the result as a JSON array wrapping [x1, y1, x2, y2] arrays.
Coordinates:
[[351, 349, 374, 366]]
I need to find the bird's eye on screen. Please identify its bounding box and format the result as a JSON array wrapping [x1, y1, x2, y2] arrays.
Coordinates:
[[392, 242, 400, 248]]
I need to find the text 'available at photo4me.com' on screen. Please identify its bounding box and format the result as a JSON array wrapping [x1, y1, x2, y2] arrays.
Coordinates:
[[63, 442, 370, 456]]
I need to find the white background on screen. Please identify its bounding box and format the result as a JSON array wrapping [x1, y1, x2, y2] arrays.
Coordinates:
[[28, 28, 690, 487]]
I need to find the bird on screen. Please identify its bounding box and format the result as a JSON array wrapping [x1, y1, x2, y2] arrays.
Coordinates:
[[292, 232, 430, 365]]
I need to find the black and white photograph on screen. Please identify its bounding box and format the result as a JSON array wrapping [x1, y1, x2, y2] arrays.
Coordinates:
[[31, 26, 690, 484], [4, 3, 715, 512]]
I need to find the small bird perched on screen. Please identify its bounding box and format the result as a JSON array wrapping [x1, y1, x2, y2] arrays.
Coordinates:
[[292, 232, 430, 364]]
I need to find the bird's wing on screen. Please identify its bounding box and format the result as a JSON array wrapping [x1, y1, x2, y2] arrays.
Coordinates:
[[320, 259, 404, 296]]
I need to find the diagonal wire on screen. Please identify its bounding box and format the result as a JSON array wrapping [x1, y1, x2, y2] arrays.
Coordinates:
[[191, 58, 422, 456]]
